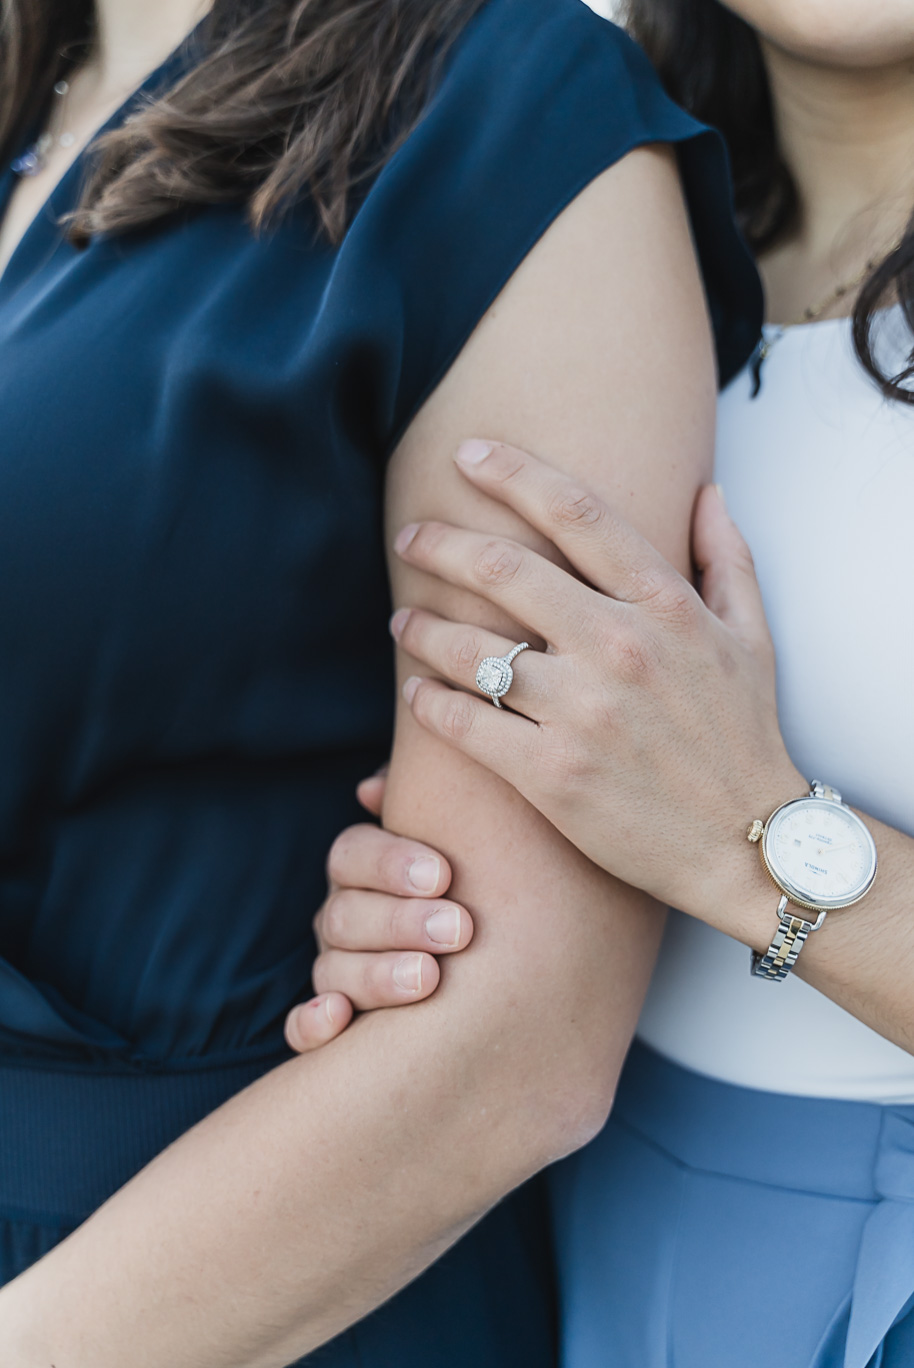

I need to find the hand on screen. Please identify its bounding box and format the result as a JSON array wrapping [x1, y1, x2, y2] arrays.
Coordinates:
[[284, 771, 474, 1053], [391, 440, 805, 941]]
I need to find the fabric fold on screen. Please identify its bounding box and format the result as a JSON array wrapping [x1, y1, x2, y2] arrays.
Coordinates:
[[840, 1112, 914, 1368], [553, 1043, 914, 1368], [0, 953, 129, 1053]]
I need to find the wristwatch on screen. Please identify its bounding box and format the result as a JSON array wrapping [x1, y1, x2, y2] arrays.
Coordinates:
[[747, 780, 877, 982]]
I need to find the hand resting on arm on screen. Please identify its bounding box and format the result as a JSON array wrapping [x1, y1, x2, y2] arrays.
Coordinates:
[[284, 777, 476, 1054], [388, 443, 914, 1057]]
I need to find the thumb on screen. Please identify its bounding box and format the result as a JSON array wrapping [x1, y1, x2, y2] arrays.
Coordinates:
[[356, 765, 388, 818], [284, 993, 354, 1053], [692, 485, 771, 653]]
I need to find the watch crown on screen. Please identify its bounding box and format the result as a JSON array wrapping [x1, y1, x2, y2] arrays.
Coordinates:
[[747, 819, 765, 844]]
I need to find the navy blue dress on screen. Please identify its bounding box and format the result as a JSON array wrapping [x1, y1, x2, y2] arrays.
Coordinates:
[[0, 0, 761, 1360]]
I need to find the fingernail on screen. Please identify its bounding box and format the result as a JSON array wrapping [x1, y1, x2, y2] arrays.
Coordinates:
[[715, 483, 727, 509], [285, 1005, 304, 1045], [425, 905, 461, 948], [408, 855, 440, 892], [393, 953, 424, 993], [390, 608, 412, 641], [402, 675, 421, 705], [456, 439, 495, 468], [321, 995, 337, 1026], [395, 523, 420, 554]]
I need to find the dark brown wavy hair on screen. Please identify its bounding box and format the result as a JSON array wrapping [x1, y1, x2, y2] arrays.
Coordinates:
[[0, 0, 485, 246], [626, 0, 914, 403]]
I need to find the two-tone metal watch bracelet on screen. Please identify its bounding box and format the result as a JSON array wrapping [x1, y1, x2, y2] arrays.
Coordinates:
[[749, 894, 817, 982], [747, 780, 878, 983]]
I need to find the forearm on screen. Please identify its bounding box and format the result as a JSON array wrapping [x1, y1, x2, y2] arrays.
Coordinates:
[[693, 757, 914, 1053], [0, 773, 660, 1368]]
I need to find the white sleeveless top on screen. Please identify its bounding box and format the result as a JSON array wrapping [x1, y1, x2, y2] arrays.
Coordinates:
[[637, 315, 914, 1102]]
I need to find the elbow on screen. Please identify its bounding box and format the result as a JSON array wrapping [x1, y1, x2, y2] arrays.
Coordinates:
[[536, 1060, 620, 1164], [460, 969, 641, 1174], [530, 990, 635, 1162], [502, 1032, 625, 1172], [532, 1093, 615, 1170]]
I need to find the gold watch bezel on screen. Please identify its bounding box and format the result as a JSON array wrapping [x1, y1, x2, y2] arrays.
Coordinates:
[[750, 795, 877, 917]]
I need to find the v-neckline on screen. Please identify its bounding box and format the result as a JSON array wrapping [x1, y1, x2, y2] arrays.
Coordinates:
[[0, 26, 202, 298], [0, 150, 87, 294]]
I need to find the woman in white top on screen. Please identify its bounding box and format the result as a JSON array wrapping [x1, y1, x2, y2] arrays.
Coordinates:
[[285, 0, 914, 1362]]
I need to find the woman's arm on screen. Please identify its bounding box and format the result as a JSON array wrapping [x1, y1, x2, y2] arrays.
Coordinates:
[[389, 445, 914, 1055], [0, 147, 715, 1368]]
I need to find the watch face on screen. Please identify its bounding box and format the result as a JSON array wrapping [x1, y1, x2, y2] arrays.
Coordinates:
[[763, 797, 877, 910]]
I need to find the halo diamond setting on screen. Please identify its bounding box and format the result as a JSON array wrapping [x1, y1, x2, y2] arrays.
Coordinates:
[[475, 643, 530, 708]]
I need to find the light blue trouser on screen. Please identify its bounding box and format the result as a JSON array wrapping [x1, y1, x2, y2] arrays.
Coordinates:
[[551, 1041, 914, 1368]]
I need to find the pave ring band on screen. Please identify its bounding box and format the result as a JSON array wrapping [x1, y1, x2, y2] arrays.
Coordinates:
[[475, 642, 531, 709]]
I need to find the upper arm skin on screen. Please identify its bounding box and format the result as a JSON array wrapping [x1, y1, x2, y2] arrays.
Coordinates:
[[382, 143, 716, 1133]]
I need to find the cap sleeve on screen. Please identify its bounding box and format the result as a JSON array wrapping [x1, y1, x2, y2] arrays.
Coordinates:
[[328, 0, 762, 456]]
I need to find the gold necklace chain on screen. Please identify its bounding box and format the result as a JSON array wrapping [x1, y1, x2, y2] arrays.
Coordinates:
[[750, 233, 905, 396], [790, 238, 903, 328]]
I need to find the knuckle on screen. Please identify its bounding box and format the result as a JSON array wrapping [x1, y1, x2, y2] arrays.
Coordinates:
[[537, 725, 585, 794], [613, 627, 656, 682], [733, 541, 758, 580], [577, 676, 616, 731], [448, 631, 486, 677], [714, 637, 742, 680], [409, 521, 447, 561], [325, 826, 362, 885], [639, 572, 698, 630], [440, 693, 477, 742], [319, 891, 348, 947], [473, 539, 525, 589], [408, 678, 434, 725], [547, 486, 606, 532], [311, 954, 331, 994], [397, 611, 422, 656], [385, 898, 410, 949], [656, 585, 698, 631], [487, 446, 528, 485], [325, 831, 348, 884]]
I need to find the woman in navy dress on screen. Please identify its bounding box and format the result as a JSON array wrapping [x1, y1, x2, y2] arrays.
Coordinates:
[[297, 2, 914, 1365], [0, 0, 758, 1362]]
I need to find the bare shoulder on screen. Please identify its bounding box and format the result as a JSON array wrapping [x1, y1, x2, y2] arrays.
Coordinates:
[[387, 144, 715, 592]]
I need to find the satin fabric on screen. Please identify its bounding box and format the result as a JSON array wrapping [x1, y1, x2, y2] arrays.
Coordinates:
[[552, 1041, 914, 1368]]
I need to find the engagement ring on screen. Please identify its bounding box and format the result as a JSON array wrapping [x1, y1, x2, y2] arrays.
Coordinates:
[[475, 642, 530, 708]]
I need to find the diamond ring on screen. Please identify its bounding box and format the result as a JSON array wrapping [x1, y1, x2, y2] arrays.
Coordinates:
[[475, 642, 531, 709]]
